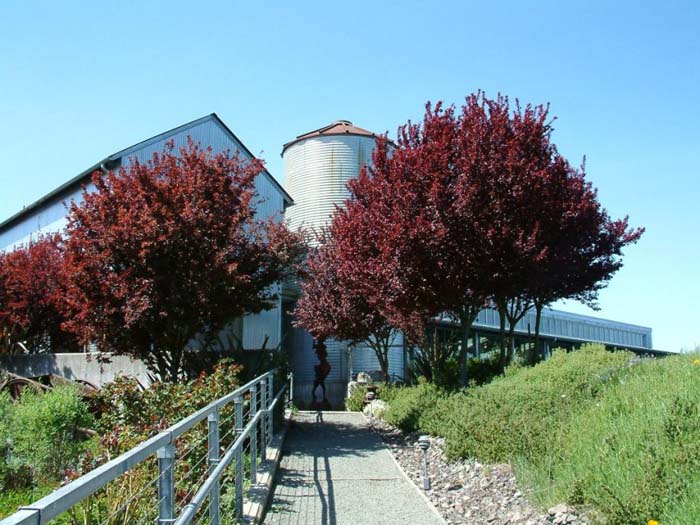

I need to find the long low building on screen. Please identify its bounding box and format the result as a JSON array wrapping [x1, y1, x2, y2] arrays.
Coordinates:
[[287, 305, 656, 406]]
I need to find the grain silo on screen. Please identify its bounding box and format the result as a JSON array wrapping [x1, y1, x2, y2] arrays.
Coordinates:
[[282, 120, 406, 408], [282, 120, 378, 240]]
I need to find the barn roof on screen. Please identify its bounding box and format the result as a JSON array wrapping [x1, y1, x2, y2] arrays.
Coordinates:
[[281, 120, 382, 155], [0, 113, 293, 234]]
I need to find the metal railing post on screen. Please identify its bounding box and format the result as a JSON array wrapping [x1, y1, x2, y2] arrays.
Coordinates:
[[268, 373, 274, 438], [207, 410, 220, 525], [234, 395, 244, 518], [250, 385, 258, 484], [157, 444, 175, 525], [260, 379, 267, 460], [288, 372, 294, 409]]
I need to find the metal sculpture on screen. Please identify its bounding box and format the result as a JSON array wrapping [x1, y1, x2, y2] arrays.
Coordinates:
[[311, 339, 331, 409]]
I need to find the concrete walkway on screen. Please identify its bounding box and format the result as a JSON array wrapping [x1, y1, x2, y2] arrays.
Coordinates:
[[263, 411, 445, 525]]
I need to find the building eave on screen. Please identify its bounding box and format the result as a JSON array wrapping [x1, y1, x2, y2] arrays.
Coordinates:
[[0, 113, 293, 236]]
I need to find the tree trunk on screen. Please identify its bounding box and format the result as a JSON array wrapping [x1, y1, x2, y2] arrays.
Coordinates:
[[368, 330, 392, 383], [534, 301, 544, 362], [497, 300, 508, 373], [458, 304, 479, 387], [506, 323, 516, 364]]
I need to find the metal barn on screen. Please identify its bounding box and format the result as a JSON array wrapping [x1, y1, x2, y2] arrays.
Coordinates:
[[0, 114, 293, 352]]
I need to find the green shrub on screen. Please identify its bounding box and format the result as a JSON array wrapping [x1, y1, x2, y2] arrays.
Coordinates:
[[345, 382, 398, 412], [10, 385, 94, 482], [93, 359, 243, 433], [383, 380, 447, 433], [518, 353, 700, 525], [466, 356, 501, 387], [430, 344, 632, 462]]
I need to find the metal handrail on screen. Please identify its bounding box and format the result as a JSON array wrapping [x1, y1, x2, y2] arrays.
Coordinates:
[[1, 369, 292, 525], [175, 385, 288, 525]]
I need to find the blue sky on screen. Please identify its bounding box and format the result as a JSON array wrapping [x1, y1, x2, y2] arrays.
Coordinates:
[[0, 1, 698, 352]]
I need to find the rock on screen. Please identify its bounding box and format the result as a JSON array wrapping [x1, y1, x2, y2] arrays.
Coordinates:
[[356, 371, 373, 384], [368, 417, 591, 525], [548, 504, 569, 515], [363, 399, 388, 418]]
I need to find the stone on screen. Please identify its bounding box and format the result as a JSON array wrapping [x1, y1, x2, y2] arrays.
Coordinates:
[[548, 504, 569, 515], [363, 399, 388, 418], [356, 371, 373, 384], [368, 417, 591, 525]]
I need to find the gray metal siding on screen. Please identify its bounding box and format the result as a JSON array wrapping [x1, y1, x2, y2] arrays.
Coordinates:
[[350, 331, 405, 379], [473, 307, 652, 350], [0, 184, 91, 251], [0, 118, 287, 352]]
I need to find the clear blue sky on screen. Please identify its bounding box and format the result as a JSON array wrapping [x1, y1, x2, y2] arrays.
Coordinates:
[[1, 1, 698, 352]]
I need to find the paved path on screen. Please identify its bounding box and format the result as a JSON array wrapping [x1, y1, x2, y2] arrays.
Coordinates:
[[263, 411, 444, 525]]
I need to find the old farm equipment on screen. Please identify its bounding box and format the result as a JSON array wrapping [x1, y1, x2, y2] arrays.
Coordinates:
[[0, 372, 98, 401]]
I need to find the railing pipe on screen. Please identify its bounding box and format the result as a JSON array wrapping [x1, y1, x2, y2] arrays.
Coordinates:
[[234, 395, 244, 518], [250, 385, 258, 484], [268, 373, 274, 438], [260, 378, 268, 460], [207, 410, 220, 525], [157, 444, 175, 525]]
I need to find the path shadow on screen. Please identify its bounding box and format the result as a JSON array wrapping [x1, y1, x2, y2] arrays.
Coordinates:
[[267, 413, 380, 524]]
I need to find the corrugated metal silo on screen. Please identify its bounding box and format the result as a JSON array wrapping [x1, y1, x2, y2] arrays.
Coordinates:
[[283, 120, 378, 241], [282, 120, 385, 407]]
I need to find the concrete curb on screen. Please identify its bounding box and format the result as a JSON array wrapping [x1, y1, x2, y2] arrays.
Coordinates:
[[362, 412, 447, 525], [242, 416, 289, 524]]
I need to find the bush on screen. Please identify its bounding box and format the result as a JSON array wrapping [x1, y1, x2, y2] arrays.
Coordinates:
[[518, 353, 700, 524], [93, 359, 243, 433], [466, 356, 501, 387], [383, 379, 447, 433], [9, 385, 95, 482], [431, 344, 632, 462]]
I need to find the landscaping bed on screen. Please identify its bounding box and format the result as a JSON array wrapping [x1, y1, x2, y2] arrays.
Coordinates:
[[370, 417, 589, 525], [356, 344, 700, 525], [0, 360, 250, 522]]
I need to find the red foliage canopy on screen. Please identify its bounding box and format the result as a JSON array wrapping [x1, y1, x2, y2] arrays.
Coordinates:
[[311, 92, 643, 378], [294, 212, 398, 380], [0, 234, 77, 353], [62, 139, 304, 380]]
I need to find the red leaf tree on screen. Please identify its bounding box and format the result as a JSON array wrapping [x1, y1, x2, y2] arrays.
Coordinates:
[[336, 105, 494, 385], [459, 94, 643, 367], [525, 155, 644, 362], [62, 139, 304, 381], [0, 234, 78, 353], [294, 211, 399, 382], [317, 92, 644, 382]]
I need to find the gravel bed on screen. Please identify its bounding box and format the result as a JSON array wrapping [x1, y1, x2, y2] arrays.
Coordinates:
[[368, 417, 591, 525]]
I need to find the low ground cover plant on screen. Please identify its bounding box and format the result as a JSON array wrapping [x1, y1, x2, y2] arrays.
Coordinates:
[[369, 344, 700, 524], [0, 359, 251, 522], [518, 352, 700, 524], [431, 345, 633, 462]]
